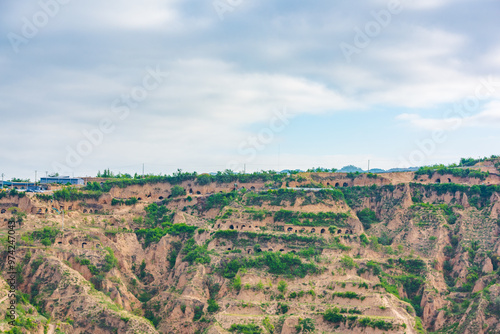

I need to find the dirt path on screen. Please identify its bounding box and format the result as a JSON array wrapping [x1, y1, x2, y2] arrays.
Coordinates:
[[47, 324, 56, 334]]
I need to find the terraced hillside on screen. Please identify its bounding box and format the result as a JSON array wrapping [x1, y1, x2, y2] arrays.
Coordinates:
[[2, 158, 500, 334]]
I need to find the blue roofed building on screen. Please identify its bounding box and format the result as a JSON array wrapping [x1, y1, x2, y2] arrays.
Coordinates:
[[40, 176, 84, 185]]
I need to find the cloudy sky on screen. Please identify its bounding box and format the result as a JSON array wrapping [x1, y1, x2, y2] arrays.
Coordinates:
[[1, 0, 499, 179]]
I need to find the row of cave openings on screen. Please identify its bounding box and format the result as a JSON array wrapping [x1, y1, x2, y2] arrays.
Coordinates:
[[326, 182, 351, 187], [285, 227, 354, 235], [224, 247, 301, 255], [57, 240, 101, 249], [27, 207, 102, 215], [140, 186, 259, 201], [219, 223, 354, 236], [218, 223, 255, 230], [2, 207, 103, 215], [435, 178, 453, 184]]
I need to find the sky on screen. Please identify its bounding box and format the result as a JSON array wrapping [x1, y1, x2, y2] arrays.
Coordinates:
[[1, 0, 499, 180]]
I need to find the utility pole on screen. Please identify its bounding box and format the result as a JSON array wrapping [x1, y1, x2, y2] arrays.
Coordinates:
[[142, 163, 145, 178]]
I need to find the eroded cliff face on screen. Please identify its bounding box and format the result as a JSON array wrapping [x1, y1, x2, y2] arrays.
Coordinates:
[[2, 166, 500, 334]]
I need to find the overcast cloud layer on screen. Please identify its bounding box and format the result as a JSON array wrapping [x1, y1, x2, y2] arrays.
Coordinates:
[[1, 0, 499, 179]]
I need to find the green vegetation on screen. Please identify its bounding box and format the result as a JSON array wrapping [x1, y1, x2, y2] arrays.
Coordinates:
[[207, 299, 220, 313], [358, 317, 394, 330], [143, 203, 173, 226], [170, 185, 186, 197], [246, 188, 343, 207], [111, 197, 138, 206], [193, 305, 204, 321], [274, 209, 349, 227], [52, 186, 103, 201], [277, 280, 288, 293], [323, 308, 346, 323], [32, 227, 61, 246], [307, 167, 337, 173], [410, 202, 459, 224], [410, 183, 500, 209], [340, 255, 357, 269], [332, 291, 363, 300], [181, 238, 211, 265], [233, 274, 242, 291], [340, 185, 397, 208], [368, 258, 426, 316], [213, 230, 323, 246], [356, 208, 379, 229], [134, 203, 197, 247], [0, 188, 26, 199], [295, 318, 315, 333], [414, 165, 489, 180], [205, 192, 240, 210], [135, 224, 197, 248], [244, 208, 271, 220], [102, 247, 118, 272], [229, 324, 262, 334], [220, 251, 320, 279], [168, 241, 182, 269], [460, 156, 499, 166]]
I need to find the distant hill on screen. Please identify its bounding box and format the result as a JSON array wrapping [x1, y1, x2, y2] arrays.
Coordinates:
[[338, 165, 365, 173], [368, 168, 386, 173]]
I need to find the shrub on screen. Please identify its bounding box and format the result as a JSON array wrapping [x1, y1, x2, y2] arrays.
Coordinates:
[[233, 275, 242, 291], [207, 299, 219, 313], [277, 302, 289, 314], [358, 317, 394, 330], [229, 324, 262, 334], [102, 247, 118, 272], [278, 280, 288, 293], [359, 233, 369, 245], [323, 309, 345, 323], [333, 291, 362, 299], [41, 238, 51, 246], [125, 197, 138, 205], [340, 255, 357, 269], [193, 305, 204, 321], [262, 317, 274, 334], [296, 318, 315, 333], [32, 227, 61, 245]]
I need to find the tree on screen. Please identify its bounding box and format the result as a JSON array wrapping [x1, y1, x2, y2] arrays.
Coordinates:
[[170, 185, 186, 198], [197, 174, 213, 185]]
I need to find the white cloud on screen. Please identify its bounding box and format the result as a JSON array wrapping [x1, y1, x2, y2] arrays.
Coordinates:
[[397, 101, 500, 130]]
